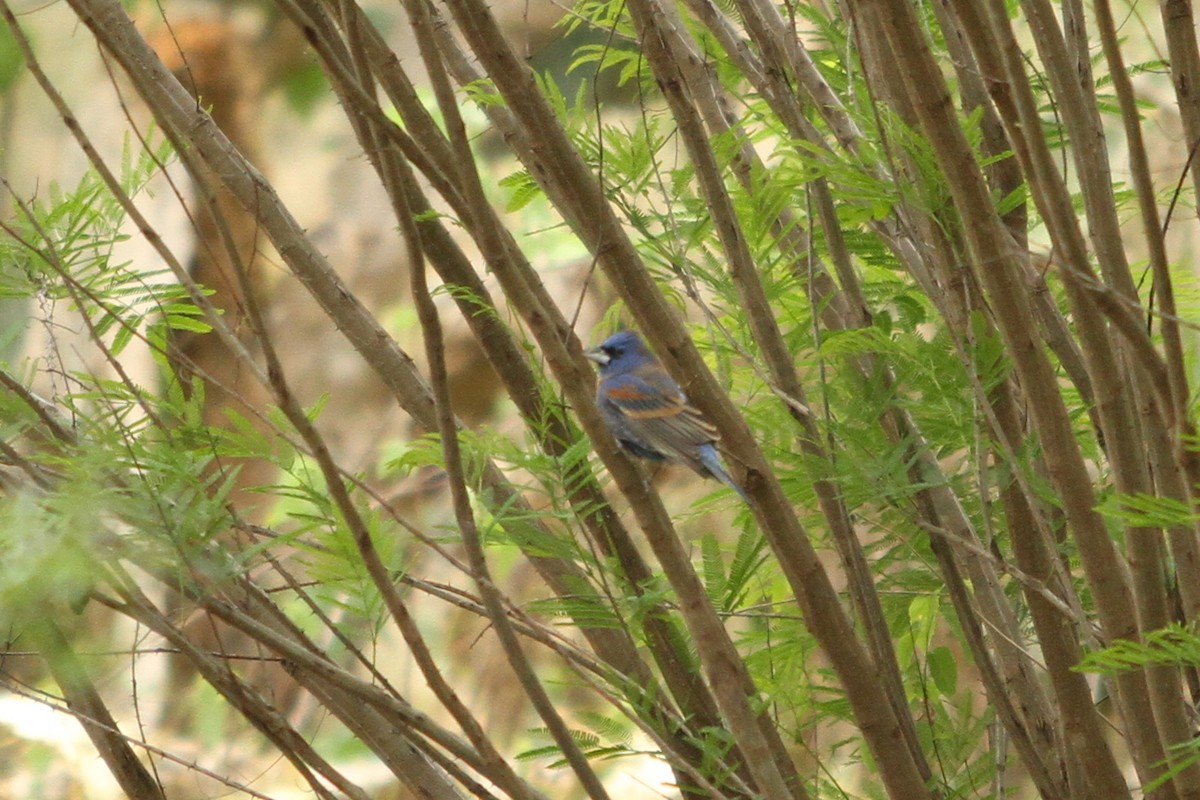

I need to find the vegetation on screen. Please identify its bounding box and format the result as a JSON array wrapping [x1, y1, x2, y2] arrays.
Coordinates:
[[1, 0, 1199, 797]]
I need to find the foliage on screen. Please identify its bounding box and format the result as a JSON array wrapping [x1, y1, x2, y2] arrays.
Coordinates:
[[1, 0, 1199, 798]]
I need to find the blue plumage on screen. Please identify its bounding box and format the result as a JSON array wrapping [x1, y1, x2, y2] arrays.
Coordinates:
[[586, 331, 749, 503]]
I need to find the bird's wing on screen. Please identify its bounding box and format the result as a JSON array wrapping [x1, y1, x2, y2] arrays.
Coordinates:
[[602, 373, 718, 467]]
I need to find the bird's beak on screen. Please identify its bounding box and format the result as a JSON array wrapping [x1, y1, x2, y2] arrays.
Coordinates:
[[584, 347, 609, 367]]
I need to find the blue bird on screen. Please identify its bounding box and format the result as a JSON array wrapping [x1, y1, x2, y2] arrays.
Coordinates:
[[585, 331, 749, 503]]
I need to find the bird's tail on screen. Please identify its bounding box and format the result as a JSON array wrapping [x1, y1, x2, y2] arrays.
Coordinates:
[[698, 445, 751, 504]]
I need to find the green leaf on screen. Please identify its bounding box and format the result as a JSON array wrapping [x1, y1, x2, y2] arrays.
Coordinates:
[[700, 532, 726, 605], [500, 170, 543, 212], [1097, 492, 1199, 529], [1077, 625, 1200, 675], [0, 24, 23, 94], [928, 646, 958, 696]]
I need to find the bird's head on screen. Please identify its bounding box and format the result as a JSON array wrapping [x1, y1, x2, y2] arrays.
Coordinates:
[[585, 330, 648, 374]]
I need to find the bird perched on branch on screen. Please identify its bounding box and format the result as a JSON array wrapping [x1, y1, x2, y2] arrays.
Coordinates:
[[586, 330, 750, 503]]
